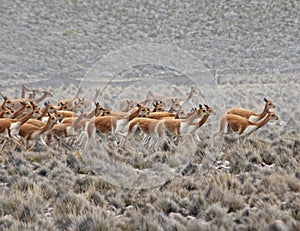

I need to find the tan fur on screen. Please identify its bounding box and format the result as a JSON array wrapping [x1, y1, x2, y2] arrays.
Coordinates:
[[147, 112, 177, 120], [34, 101, 57, 120], [0, 109, 42, 148], [12, 101, 34, 119], [85, 105, 151, 149], [152, 101, 165, 112], [21, 85, 41, 99], [163, 86, 198, 105], [10, 91, 52, 109], [26, 119, 46, 127], [168, 99, 182, 113], [18, 113, 57, 150], [0, 108, 13, 118], [123, 117, 159, 147], [214, 111, 279, 143], [226, 98, 275, 122], [118, 99, 138, 112], [188, 105, 216, 141], [152, 105, 208, 150], [0, 96, 13, 111], [46, 112, 85, 146], [58, 87, 82, 109], [56, 110, 77, 118]]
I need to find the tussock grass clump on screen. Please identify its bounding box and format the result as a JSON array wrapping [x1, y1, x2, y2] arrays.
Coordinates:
[[47, 164, 76, 190], [241, 181, 256, 195], [205, 203, 227, 221], [39, 182, 57, 200], [74, 214, 113, 231], [10, 177, 34, 192], [182, 178, 198, 191], [66, 153, 81, 169], [0, 217, 14, 230], [286, 178, 300, 193], [73, 176, 94, 193], [188, 195, 205, 217], [204, 183, 224, 204], [89, 192, 105, 207], [223, 195, 245, 213], [0, 195, 23, 217], [54, 214, 74, 231], [181, 163, 198, 176], [291, 208, 300, 221], [55, 193, 89, 216], [0, 186, 45, 226], [93, 178, 114, 192], [15, 204, 37, 223], [157, 198, 180, 215]]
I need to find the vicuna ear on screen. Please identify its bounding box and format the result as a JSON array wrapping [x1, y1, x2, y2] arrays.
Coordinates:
[[204, 104, 209, 109], [44, 101, 48, 106], [264, 98, 268, 102], [136, 104, 141, 108], [199, 104, 202, 109], [95, 102, 99, 107]]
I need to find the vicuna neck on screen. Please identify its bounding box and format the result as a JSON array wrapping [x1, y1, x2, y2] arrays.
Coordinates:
[[187, 90, 194, 100], [41, 118, 55, 134], [128, 108, 140, 121], [258, 103, 269, 120], [255, 114, 272, 129], [198, 114, 209, 127], [180, 110, 199, 123], [33, 92, 49, 103], [39, 106, 49, 119], [18, 110, 35, 124]]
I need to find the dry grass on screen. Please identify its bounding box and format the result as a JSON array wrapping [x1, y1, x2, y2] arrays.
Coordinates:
[[0, 74, 299, 230]]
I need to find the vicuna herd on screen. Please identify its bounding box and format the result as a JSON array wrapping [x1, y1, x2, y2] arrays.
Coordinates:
[[0, 85, 278, 152]]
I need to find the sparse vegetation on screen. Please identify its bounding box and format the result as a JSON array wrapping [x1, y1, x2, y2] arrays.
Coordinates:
[[0, 75, 299, 230], [0, 0, 299, 229]]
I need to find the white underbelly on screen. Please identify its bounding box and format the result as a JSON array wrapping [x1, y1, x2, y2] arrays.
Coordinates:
[[248, 115, 259, 123], [241, 125, 257, 136], [10, 122, 21, 135], [187, 125, 198, 134], [115, 119, 128, 133]]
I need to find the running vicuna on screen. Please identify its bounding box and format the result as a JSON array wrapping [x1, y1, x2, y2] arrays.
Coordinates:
[[213, 111, 279, 144], [0, 105, 42, 149], [150, 104, 208, 151], [85, 104, 150, 149], [226, 98, 275, 122], [187, 104, 216, 142], [18, 113, 57, 151]]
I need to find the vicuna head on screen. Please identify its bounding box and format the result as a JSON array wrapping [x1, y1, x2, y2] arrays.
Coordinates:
[[264, 98, 275, 111]]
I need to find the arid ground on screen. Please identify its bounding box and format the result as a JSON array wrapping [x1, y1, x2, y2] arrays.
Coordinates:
[[0, 1, 299, 230]]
